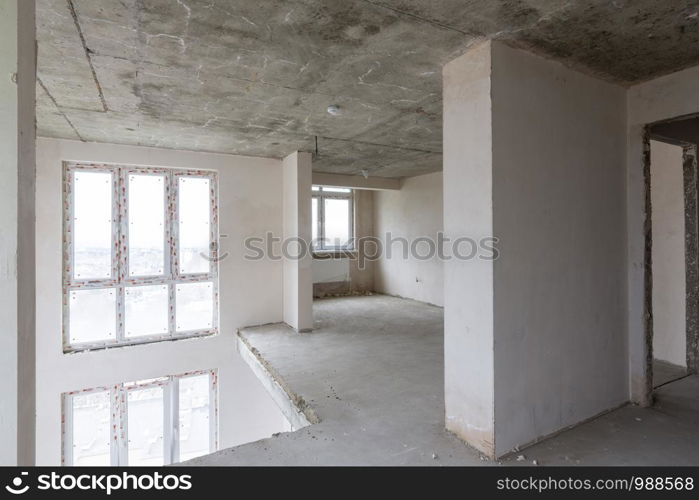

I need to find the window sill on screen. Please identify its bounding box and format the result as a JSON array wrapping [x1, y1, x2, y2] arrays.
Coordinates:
[[63, 329, 218, 354]]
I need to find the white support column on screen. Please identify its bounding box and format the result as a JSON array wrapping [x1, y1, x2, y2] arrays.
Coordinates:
[[0, 0, 36, 466], [443, 41, 497, 458], [282, 152, 313, 332]]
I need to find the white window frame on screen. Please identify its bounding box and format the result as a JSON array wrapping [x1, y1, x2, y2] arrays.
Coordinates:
[[62, 369, 218, 466], [312, 186, 354, 251], [63, 162, 219, 352]]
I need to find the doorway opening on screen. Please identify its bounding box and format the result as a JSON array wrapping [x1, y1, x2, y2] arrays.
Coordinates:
[[644, 114, 699, 393]]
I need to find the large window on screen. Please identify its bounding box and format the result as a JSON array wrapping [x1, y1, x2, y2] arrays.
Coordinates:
[[311, 186, 353, 251], [62, 370, 217, 466], [63, 163, 218, 351]]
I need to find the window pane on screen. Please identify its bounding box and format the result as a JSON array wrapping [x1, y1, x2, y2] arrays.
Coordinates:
[[73, 171, 112, 280], [178, 374, 211, 461], [69, 288, 116, 344], [179, 177, 210, 274], [125, 285, 169, 338], [127, 386, 164, 466], [311, 186, 320, 191], [129, 174, 165, 277], [324, 198, 350, 247], [70, 391, 111, 466], [311, 198, 318, 245], [322, 187, 350, 193], [176, 282, 214, 332]]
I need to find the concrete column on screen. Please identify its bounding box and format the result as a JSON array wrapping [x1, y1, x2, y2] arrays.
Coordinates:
[[0, 0, 36, 466], [444, 41, 627, 458], [282, 152, 313, 332]]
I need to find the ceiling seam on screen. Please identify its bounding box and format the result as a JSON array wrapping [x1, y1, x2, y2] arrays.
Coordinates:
[[357, 0, 473, 36], [66, 0, 109, 113], [37, 77, 86, 142]]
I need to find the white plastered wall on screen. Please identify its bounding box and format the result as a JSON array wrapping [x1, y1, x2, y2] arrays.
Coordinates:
[[35, 138, 290, 465], [0, 0, 35, 466], [490, 42, 628, 456], [374, 172, 444, 306], [444, 41, 628, 457]]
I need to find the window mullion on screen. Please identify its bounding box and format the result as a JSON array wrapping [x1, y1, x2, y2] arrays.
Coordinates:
[[168, 171, 177, 337], [112, 385, 127, 466], [165, 377, 180, 464], [209, 371, 218, 453], [319, 193, 326, 250], [209, 173, 219, 332], [62, 396, 73, 466], [116, 168, 127, 343]]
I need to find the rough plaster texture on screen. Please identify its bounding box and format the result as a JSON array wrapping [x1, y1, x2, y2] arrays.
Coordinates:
[[627, 64, 699, 404], [188, 296, 699, 466], [373, 171, 443, 306], [34, 138, 290, 465], [0, 0, 36, 466], [35, 1, 699, 178], [443, 41, 627, 457], [650, 140, 687, 367], [282, 151, 313, 331]]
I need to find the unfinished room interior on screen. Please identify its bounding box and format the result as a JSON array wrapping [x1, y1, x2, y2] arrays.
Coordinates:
[[2, 0, 699, 468]]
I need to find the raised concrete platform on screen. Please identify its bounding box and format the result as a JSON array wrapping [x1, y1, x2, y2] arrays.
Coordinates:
[[186, 295, 699, 466]]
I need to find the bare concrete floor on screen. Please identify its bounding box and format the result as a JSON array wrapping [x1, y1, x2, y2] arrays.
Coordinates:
[[189, 295, 699, 466], [653, 359, 688, 388]]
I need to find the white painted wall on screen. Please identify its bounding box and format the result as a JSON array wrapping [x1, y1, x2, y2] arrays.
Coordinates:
[[35, 138, 290, 465], [0, 0, 36, 466], [490, 42, 628, 456], [650, 140, 687, 367], [374, 172, 444, 306], [627, 64, 699, 403]]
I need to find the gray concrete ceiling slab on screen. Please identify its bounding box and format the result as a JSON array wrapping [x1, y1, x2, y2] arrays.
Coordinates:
[[37, 0, 699, 177]]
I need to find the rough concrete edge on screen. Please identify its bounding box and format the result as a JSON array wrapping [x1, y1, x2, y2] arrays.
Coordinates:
[[236, 331, 320, 430], [498, 400, 630, 461]]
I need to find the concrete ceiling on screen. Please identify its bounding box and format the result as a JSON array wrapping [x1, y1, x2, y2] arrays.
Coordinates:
[[37, 0, 699, 178]]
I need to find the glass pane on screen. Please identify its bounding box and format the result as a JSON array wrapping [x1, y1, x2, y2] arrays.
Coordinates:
[[311, 186, 320, 191], [70, 390, 111, 466], [179, 177, 210, 274], [127, 386, 164, 466], [129, 174, 165, 277], [73, 171, 112, 280], [311, 198, 318, 245], [178, 374, 211, 462], [69, 288, 116, 344], [322, 187, 350, 193], [176, 282, 214, 332], [125, 285, 169, 338], [324, 198, 350, 247]]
